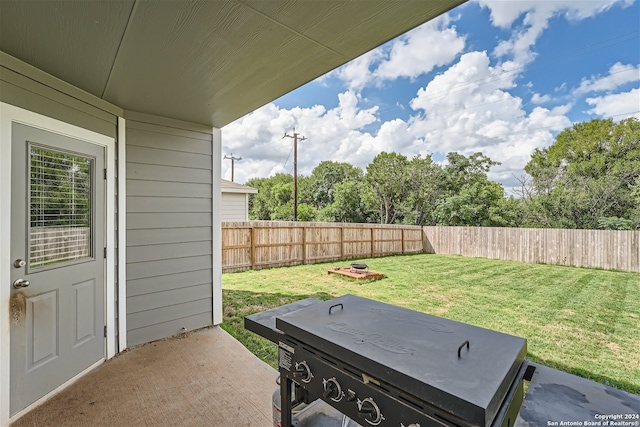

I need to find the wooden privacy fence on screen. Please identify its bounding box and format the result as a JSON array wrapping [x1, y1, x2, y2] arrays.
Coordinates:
[[30, 226, 90, 266], [222, 221, 424, 272], [423, 226, 640, 273]]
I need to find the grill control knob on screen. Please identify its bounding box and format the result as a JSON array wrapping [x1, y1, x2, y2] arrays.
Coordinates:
[[357, 397, 384, 425], [322, 377, 343, 402], [293, 361, 313, 383]]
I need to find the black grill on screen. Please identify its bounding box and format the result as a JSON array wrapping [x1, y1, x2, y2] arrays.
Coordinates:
[[249, 294, 527, 427]]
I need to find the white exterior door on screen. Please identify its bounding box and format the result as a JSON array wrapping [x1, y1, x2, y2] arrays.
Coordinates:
[[9, 123, 106, 416]]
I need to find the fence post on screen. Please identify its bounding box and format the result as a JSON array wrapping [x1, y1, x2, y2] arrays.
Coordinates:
[[401, 228, 405, 254], [302, 226, 307, 264], [371, 227, 375, 257], [340, 226, 344, 259], [250, 226, 256, 270]]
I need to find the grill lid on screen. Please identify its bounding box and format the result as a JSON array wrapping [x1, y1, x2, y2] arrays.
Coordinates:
[[276, 294, 527, 426]]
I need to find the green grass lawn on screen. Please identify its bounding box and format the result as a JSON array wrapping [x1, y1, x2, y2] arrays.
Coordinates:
[[221, 253, 640, 394]]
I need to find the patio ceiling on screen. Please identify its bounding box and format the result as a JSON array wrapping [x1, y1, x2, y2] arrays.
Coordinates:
[[0, 0, 465, 128]]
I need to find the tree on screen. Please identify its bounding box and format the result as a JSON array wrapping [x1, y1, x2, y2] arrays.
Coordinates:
[[597, 216, 634, 230], [439, 152, 500, 196], [296, 175, 315, 207], [433, 180, 512, 226], [364, 152, 410, 224], [524, 118, 640, 229], [629, 177, 640, 229], [430, 152, 511, 227], [30, 148, 91, 227], [295, 203, 317, 222], [306, 161, 363, 209], [318, 180, 372, 223], [401, 155, 443, 225], [246, 174, 294, 220]]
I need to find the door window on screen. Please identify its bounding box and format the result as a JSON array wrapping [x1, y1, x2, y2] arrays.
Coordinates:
[[28, 144, 94, 270]]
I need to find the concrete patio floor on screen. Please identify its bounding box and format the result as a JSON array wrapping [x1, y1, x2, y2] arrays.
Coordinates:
[[10, 326, 277, 427]]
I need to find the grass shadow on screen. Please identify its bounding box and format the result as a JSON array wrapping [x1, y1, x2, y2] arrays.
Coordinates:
[[221, 289, 334, 369]]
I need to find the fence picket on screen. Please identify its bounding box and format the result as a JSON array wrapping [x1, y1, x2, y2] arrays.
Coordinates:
[[221, 221, 423, 272], [422, 226, 639, 273]]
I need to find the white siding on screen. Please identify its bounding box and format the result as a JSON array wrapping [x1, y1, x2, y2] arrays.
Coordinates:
[[221, 193, 248, 221]]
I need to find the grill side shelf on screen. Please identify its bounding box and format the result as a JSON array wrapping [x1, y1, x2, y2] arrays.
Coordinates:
[[244, 298, 322, 344], [516, 362, 640, 425]]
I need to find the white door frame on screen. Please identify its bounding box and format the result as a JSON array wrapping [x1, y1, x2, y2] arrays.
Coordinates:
[[0, 102, 118, 425]]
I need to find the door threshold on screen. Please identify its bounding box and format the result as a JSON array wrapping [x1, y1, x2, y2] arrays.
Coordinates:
[[9, 358, 105, 424]]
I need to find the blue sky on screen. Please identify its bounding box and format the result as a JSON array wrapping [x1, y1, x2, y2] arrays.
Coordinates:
[[222, 0, 640, 192]]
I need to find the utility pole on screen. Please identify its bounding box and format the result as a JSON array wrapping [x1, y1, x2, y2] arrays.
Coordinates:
[[223, 154, 242, 182], [283, 129, 307, 221]]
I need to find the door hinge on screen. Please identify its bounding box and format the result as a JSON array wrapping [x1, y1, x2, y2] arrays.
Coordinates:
[[104, 168, 107, 180], [104, 247, 107, 259], [104, 326, 107, 338]]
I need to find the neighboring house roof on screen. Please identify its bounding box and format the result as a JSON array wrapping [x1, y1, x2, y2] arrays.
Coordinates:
[[221, 179, 258, 194], [0, 0, 465, 128]]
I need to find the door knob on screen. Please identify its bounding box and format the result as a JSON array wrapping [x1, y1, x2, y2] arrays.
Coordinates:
[[13, 279, 30, 289]]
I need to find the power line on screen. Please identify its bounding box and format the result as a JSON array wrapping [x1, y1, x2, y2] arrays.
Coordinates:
[[283, 129, 307, 221], [283, 144, 294, 172]]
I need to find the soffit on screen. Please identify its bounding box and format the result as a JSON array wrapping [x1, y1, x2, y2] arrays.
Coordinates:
[[0, 0, 465, 128]]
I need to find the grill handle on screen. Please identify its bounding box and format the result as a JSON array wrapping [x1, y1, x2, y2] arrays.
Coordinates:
[[457, 340, 470, 358], [329, 303, 344, 314]]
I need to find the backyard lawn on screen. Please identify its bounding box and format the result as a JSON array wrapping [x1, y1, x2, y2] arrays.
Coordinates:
[[221, 253, 640, 394]]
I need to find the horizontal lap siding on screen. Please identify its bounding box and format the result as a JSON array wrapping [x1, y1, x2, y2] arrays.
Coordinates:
[[1, 56, 124, 346], [126, 121, 213, 347], [0, 64, 119, 138], [221, 193, 248, 221]]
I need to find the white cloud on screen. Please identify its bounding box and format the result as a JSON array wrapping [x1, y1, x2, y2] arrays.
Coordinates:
[[576, 62, 640, 95], [410, 51, 520, 123], [222, 91, 379, 183], [330, 15, 465, 90], [478, 0, 634, 65], [374, 17, 466, 82], [478, 0, 630, 28], [586, 87, 640, 119], [531, 93, 551, 104], [407, 51, 571, 182], [333, 49, 383, 91], [223, 49, 575, 186]]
